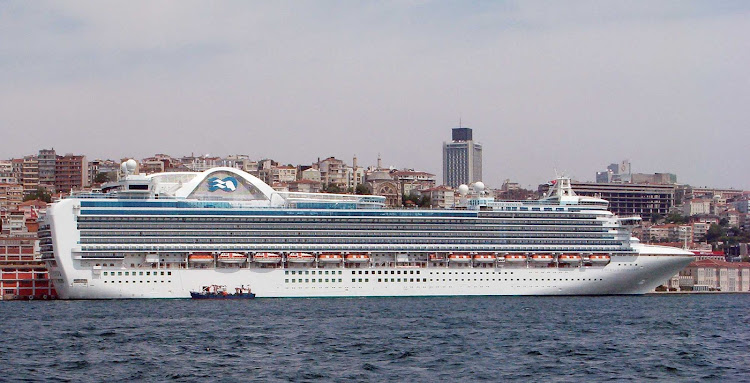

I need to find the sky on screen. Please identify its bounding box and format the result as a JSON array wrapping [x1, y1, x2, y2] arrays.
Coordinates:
[[1, 1, 749, 190]]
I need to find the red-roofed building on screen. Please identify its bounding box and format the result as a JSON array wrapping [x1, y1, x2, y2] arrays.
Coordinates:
[[677, 259, 750, 292]]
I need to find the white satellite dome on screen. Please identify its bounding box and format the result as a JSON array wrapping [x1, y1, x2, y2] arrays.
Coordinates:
[[458, 184, 469, 195], [473, 181, 485, 193], [125, 159, 138, 172]]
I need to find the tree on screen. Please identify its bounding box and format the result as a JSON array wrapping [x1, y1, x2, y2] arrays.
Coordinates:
[[402, 191, 431, 208], [324, 184, 342, 193], [355, 184, 372, 195], [94, 172, 110, 184], [23, 187, 52, 203], [665, 213, 688, 224], [705, 224, 725, 243]]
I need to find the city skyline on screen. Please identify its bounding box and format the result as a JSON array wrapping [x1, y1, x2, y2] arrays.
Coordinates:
[[1, 2, 749, 189]]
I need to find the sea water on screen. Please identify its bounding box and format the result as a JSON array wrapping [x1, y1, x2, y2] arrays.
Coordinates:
[[2, 294, 749, 382]]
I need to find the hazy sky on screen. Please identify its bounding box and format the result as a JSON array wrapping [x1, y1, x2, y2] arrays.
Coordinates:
[[1, 1, 749, 189]]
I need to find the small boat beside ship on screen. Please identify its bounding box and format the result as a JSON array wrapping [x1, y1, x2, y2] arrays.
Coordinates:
[[190, 285, 255, 299]]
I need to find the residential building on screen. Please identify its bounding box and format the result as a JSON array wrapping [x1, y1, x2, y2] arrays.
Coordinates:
[[272, 166, 297, 183], [0, 160, 12, 178], [301, 168, 322, 183], [37, 148, 57, 191], [55, 154, 89, 192], [682, 199, 712, 217], [0, 183, 24, 212], [392, 170, 436, 196], [420, 186, 455, 209], [316, 157, 350, 190], [287, 179, 322, 193], [443, 127, 482, 188], [21, 155, 39, 195]]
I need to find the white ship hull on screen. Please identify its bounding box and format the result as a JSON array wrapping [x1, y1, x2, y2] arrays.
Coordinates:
[[51, 251, 692, 299]]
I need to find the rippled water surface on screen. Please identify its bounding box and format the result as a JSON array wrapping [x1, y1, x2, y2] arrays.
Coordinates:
[[2, 295, 749, 382]]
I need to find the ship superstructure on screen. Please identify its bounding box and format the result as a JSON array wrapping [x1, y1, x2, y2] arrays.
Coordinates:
[[40, 162, 693, 299]]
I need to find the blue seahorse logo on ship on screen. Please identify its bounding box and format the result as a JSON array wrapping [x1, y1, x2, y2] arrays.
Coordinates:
[[208, 176, 239, 192]]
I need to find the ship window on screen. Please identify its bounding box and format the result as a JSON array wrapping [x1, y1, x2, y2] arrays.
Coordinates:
[[338, 271, 342, 275], [378, 279, 382, 282], [365, 279, 369, 282], [125, 272, 129, 276], [285, 271, 289, 275], [305, 279, 309, 282], [397, 279, 401, 282], [325, 279, 329, 282], [285, 279, 288, 283], [305, 271, 309, 275], [352, 279, 356, 282], [139, 272, 143, 276], [338, 279, 342, 282]]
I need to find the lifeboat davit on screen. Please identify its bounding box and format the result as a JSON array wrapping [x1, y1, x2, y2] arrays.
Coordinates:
[[504, 254, 527, 262], [345, 253, 370, 263], [188, 253, 214, 263], [531, 254, 554, 263], [474, 253, 497, 263], [287, 252, 315, 263], [253, 252, 282, 263], [589, 254, 611, 264], [318, 253, 343, 263], [559, 254, 582, 263], [217, 252, 248, 264], [449, 253, 472, 263], [428, 253, 444, 262]]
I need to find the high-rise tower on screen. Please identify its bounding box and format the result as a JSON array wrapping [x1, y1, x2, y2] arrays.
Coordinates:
[[442, 127, 482, 188]]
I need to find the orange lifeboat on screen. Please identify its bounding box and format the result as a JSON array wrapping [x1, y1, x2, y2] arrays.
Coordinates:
[[188, 253, 214, 263], [253, 252, 282, 263], [589, 254, 611, 264], [318, 253, 343, 263], [559, 254, 582, 263], [345, 253, 370, 263], [287, 252, 315, 263], [448, 253, 472, 263], [428, 253, 444, 262], [217, 252, 247, 264], [474, 253, 497, 263], [531, 254, 554, 263], [504, 254, 527, 262]]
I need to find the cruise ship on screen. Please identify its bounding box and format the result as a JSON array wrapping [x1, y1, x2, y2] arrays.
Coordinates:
[[40, 161, 693, 299]]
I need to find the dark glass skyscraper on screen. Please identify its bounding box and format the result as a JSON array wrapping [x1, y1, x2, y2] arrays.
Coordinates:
[[443, 127, 482, 188]]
